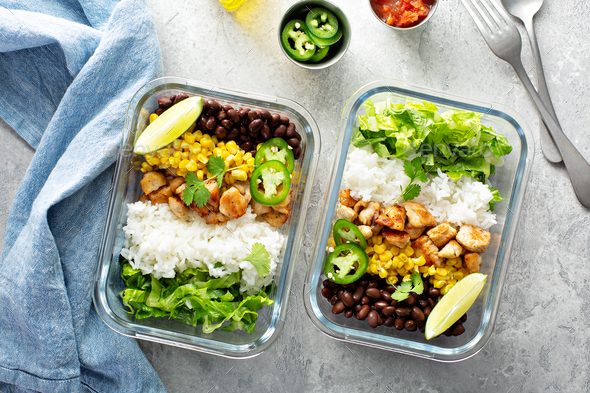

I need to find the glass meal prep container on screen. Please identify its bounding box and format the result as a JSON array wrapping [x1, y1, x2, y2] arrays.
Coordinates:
[[304, 80, 534, 362], [93, 77, 320, 358]]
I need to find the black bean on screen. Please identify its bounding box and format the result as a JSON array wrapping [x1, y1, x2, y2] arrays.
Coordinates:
[[383, 317, 395, 327], [366, 288, 381, 300], [452, 324, 466, 336], [374, 301, 389, 310], [394, 317, 405, 330], [224, 109, 238, 123], [341, 290, 355, 308], [248, 111, 260, 122], [154, 108, 164, 116], [390, 299, 400, 308], [352, 286, 365, 303], [385, 285, 396, 294], [332, 301, 346, 314], [404, 320, 417, 331], [358, 305, 371, 320], [206, 116, 217, 130], [250, 149, 257, 157], [273, 125, 287, 137], [337, 289, 345, 299], [269, 113, 280, 127], [405, 294, 417, 306], [419, 325, 426, 333], [427, 298, 436, 308], [367, 311, 379, 328], [216, 112, 227, 123], [199, 116, 208, 130], [215, 126, 228, 140], [248, 131, 259, 139], [444, 328, 453, 337], [173, 93, 189, 104], [158, 97, 172, 108], [322, 279, 331, 288], [321, 288, 333, 299], [220, 104, 231, 112], [418, 299, 428, 308], [428, 287, 440, 297], [239, 125, 248, 135], [294, 131, 302, 141], [221, 119, 233, 130], [381, 290, 392, 302], [261, 124, 271, 140], [207, 100, 220, 113], [249, 119, 264, 132], [241, 141, 253, 152], [279, 115, 289, 125], [423, 306, 432, 318], [169, 95, 177, 104], [239, 134, 250, 143], [395, 307, 411, 317], [293, 147, 301, 159], [460, 314, 467, 323], [260, 109, 271, 119], [330, 295, 339, 306], [382, 306, 396, 317], [227, 128, 239, 140], [411, 307, 425, 325], [367, 281, 379, 289], [286, 137, 300, 148], [344, 310, 353, 318], [361, 296, 370, 305], [286, 123, 296, 137], [239, 108, 250, 118], [354, 304, 362, 312], [342, 283, 356, 291]]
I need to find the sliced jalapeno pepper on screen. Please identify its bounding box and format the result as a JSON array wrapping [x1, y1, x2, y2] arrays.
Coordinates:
[[305, 7, 339, 40], [333, 219, 367, 250], [250, 160, 291, 206], [281, 19, 317, 61], [303, 22, 343, 47], [308, 46, 330, 63], [255, 138, 295, 173], [324, 243, 369, 285]]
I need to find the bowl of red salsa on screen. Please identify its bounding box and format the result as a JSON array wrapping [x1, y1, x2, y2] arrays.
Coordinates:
[[369, 0, 438, 30]]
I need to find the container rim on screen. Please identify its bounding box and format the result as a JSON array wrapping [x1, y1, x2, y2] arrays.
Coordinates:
[[303, 79, 534, 362], [92, 76, 321, 359]]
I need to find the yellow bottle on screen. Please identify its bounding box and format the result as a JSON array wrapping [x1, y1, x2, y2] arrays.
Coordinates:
[[218, 0, 249, 11]]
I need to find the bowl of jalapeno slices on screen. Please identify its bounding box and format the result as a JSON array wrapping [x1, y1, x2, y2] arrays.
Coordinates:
[[279, 0, 351, 69]]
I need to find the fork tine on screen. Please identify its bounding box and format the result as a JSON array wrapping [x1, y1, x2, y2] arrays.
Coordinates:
[[471, 0, 501, 33], [480, 0, 508, 27], [461, 0, 493, 37]]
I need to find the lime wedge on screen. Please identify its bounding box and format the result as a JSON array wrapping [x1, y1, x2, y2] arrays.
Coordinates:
[[425, 273, 487, 340], [134, 96, 203, 155]]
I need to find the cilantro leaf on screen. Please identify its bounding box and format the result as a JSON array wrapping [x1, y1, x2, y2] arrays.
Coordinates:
[[185, 171, 199, 187], [182, 185, 195, 206], [182, 172, 211, 208], [243, 243, 271, 277], [207, 156, 226, 187], [192, 183, 212, 207], [401, 184, 421, 202], [391, 288, 410, 302], [410, 271, 424, 295]]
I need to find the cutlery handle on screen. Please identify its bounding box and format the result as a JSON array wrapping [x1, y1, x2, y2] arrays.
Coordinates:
[[512, 60, 590, 209], [524, 19, 562, 163]]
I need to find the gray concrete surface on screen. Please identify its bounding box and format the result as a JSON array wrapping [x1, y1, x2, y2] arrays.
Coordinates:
[[2, 0, 590, 391]]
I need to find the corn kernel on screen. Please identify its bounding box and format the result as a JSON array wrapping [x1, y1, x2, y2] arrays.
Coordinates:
[[173, 139, 182, 149], [186, 160, 198, 172], [441, 283, 455, 296], [402, 274, 411, 283], [177, 168, 188, 177], [454, 271, 465, 281], [257, 143, 263, 151], [160, 156, 169, 164], [211, 135, 218, 145], [365, 246, 374, 256], [404, 260, 414, 270], [232, 169, 248, 182], [419, 266, 429, 274], [428, 266, 437, 276], [187, 123, 196, 133], [196, 170, 204, 180], [147, 156, 160, 166], [213, 147, 223, 157], [246, 157, 255, 166], [436, 268, 448, 276], [384, 260, 393, 269], [373, 243, 386, 254], [221, 150, 230, 159], [397, 268, 407, 276], [448, 279, 457, 286], [194, 130, 203, 141], [179, 159, 189, 169], [226, 141, 238, 154], [433, 280, 445, 289], [189, 143, 201, 154], [149, 113, 158, 123], [379, 268, 388, 279], [234, 152, 243, 165], [404, 246, 414, 256], [390, 246, 400, 256], [243, 152, 252, 160], [414, 256, 426, 266], [217, 141, 225, 148], [369, 263, 378, 275], [201, 139, 213, 148], [197, 153, 208, 164], [371, 254, 379, 264], [373, 236, 383, 245], [184, 132, 195, 144], [399, 253, 408, 263], [168, 157, 179, 167]]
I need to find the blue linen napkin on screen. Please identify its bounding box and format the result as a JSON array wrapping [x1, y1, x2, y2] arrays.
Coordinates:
[[0, 1, 167, 391]]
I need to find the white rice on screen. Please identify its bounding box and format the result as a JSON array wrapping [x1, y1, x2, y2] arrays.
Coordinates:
[[343, 146, 497, 229], [120, 202, 285, 295]]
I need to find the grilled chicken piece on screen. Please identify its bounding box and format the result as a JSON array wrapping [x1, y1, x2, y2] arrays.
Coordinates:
[[251, 199, 273, 215], [413, 235, 443, 267], [438, 240, 463, 259], [404, 201, 436, 228], [337, 204, 358, 222], [219, 187, 248, 219], [262, 212, 288, 227], [456, 224, 491, 253], [175, 184, 186, 195], [353, 200, 368, 213], [204, 179, 220, 211], [427, 222, 458, 248], [464, 252, 482, 273], [375, 205, 406, 231], [382, 227, 411, 249], [205, 212, 231, 225], [168, 177, 185, 194], [358, 202, 380, 226], [272, 190, 292, 215], [233, 181, 252, 204], [339, 189, 357, 207], [139, 194, 149, 203], [405, 220, 426, 239], [168, 196, 190, 218], [358, 225, 373, 239], [165, 167, 178, 177], [140, 171, 167, 195], [371, 223, 383, 236], [149, 186, 172, 204]]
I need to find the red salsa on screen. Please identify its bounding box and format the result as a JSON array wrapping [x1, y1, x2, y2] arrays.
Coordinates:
[[370, 0, 434, 28]]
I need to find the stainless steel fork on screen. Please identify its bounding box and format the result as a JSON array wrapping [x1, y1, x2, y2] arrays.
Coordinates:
[[461, 0, 590, 209]]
